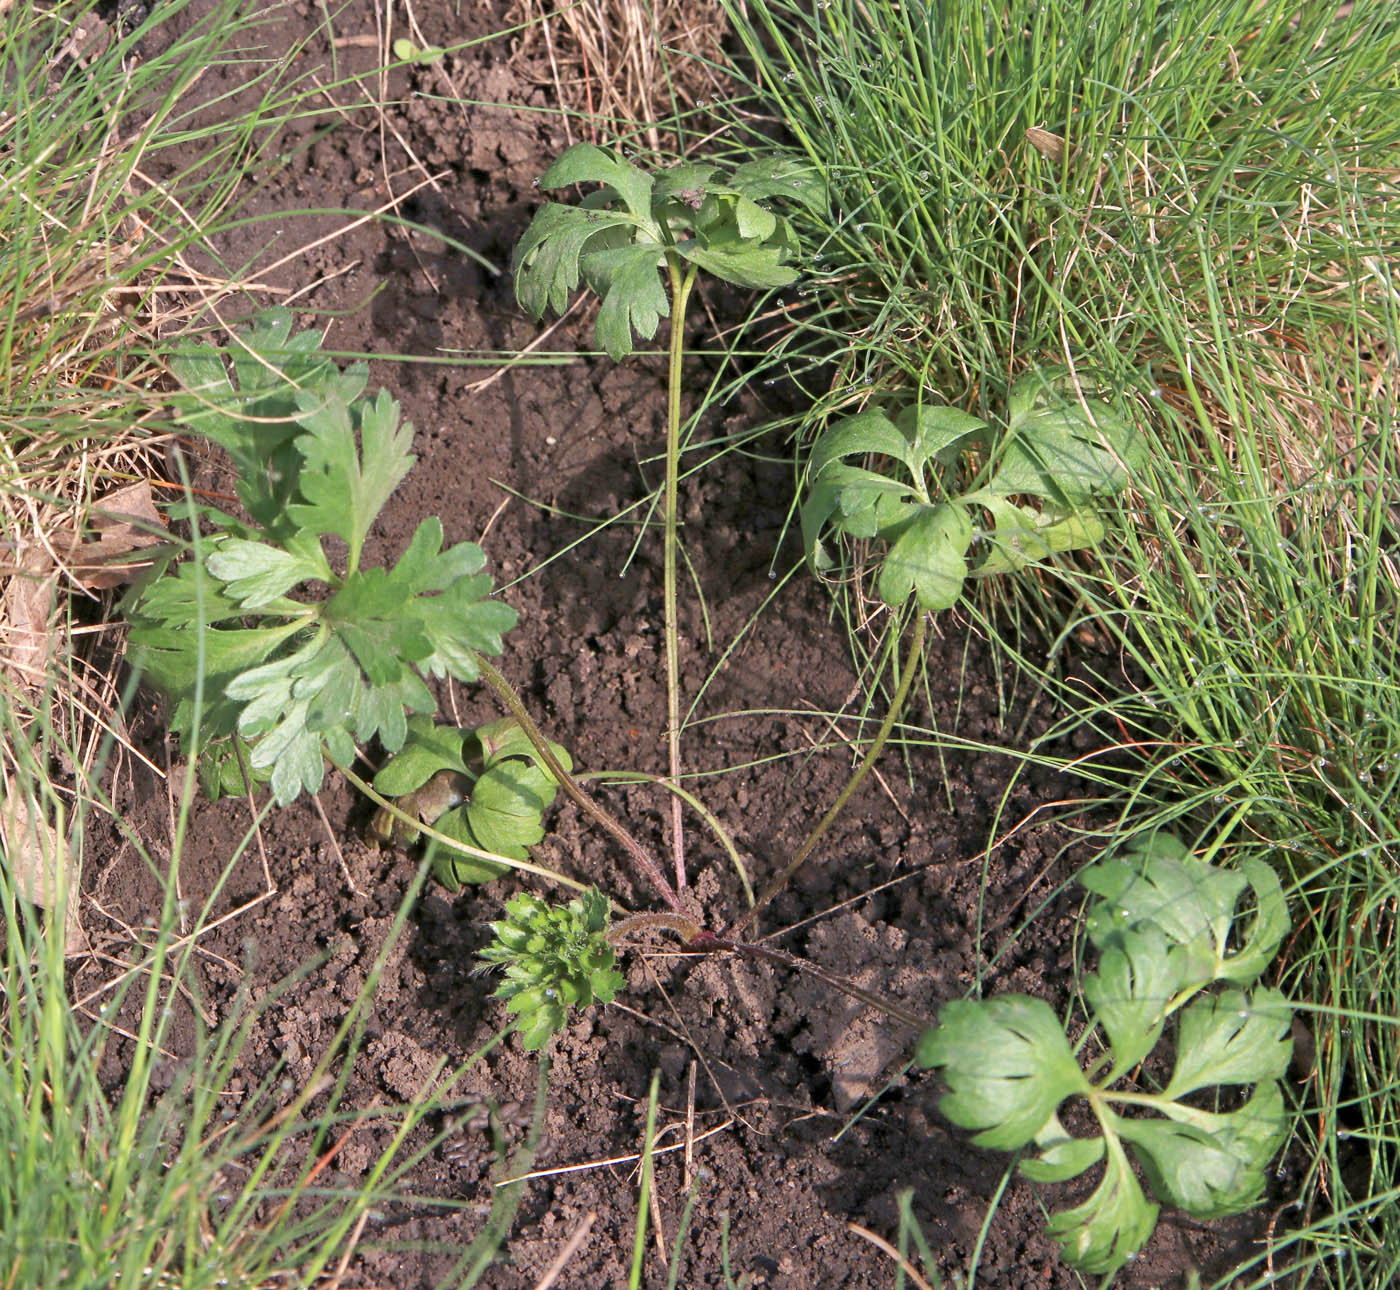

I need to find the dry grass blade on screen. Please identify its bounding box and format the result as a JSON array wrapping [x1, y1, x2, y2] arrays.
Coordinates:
[[507, 0, 731, 145]]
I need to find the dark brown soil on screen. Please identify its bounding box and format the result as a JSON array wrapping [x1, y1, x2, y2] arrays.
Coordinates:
[[75, 3, 1281, 1286]]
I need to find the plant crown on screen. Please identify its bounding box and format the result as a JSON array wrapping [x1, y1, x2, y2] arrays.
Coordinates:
[[371, 716, 571, 889], [478, 887, 624, 1051], [917, 833, 1294, 1278], [513, 142, 825, 358], [801, 367, 1144, 611], [125, 310, 516, 804]]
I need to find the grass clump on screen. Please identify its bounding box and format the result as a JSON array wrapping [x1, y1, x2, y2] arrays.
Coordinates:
[[722, 0, 1400, 1281], [0, 2, 548, 1284]]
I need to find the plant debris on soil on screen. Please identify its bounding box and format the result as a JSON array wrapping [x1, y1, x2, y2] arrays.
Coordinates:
[[71, 2, 1296, 1285]]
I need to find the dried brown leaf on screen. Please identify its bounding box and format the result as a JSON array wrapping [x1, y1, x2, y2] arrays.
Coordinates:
[[64, 478, 169, 589], [0, 775, 83, 955], [0, 547, 59, 692]]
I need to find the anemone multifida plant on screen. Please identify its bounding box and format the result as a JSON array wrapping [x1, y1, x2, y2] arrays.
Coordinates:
[[465, 144, 1154, 1051], [513, 142, 825, 876], [918, 830, 1296, 1279]]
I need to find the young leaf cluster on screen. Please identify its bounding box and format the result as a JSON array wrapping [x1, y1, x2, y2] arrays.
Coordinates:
[[514, 143, 825, 359], [371, 716, 571, 889], [801, 367, 1144, 611], [478, 888, 624, 1051], [124, 310, 516, 804], [916, 834, 1294, 1278]]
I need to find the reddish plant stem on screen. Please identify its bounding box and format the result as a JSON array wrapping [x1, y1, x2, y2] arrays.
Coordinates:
[[473, 652, 682, 912]]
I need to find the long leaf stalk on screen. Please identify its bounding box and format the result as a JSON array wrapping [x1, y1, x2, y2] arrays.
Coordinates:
[[472, 652, 683, 912], [730, 610, 930, 936], [663, 255, 700, 893]]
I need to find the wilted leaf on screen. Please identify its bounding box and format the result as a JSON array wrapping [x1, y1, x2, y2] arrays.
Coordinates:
[[68, 480, 170, 589]]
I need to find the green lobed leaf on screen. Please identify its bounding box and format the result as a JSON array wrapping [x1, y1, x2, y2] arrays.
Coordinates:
[[535, 142, 656, 221], [876, 502, 973, 611], [1045, 1136, 1158, 1277], [466, 760, 561, 860], [727, 157, 827, 214], [579, 241, 669, 359], [896, 403, 988, 469], [917, 995, 1090, 1151], [809, 409, 915, 479], [327, 569, 435, 684], [373, 717, 474, 795], [418, 587, 519, 682], [992, 367, 1144, 506], [205, 537, 330, 608], [1021, 1115, 1106, 1183], [1162, 988, 1293, 1098], [476, 716, 572, 777], [426, 808, 510, 890], [972, 495, 1106, 575], [675, 236, 801, 290], [1115, 1083, 1289, 1219], [1083, 925, 1188, 1080], [348, 668, 435, 751], [808, 463, 916, 542], [649, 161, 719, 207], [127, 605, 307, 703], [286, 388, 415, 567], [170, 310, 366, 534], [514, 202, 642, 324], [1083, 841, 1289, 988], [1219, 858, 1291, 986]]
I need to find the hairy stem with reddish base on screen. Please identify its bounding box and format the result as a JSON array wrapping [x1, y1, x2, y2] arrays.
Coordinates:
[[472, 652, 682, 912], [662, 256, 699, 894]]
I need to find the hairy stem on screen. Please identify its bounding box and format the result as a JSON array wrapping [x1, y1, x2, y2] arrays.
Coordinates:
[[663, 256, 700, 894], [729, 611, 930, 936], [472, 652, 682, 912]]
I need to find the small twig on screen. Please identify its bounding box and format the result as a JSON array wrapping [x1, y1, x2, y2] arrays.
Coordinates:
[[648, 1159, 668, 1267], [495, 1119, 734, 1187], [683, 1059, 697, 1193], [323, 1209, 371, 1290], [461, 295, 588, 395], [847, 1222, 936, 1290], [311, 791, 362, 895]]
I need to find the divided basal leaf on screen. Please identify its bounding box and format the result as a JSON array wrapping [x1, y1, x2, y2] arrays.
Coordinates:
[[371, 716, 572, 890], [515, 143, 823, 359], [125, 313, 517, 805], [917, 833, 1295, 1279], [802, 366, 1143, 612]]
